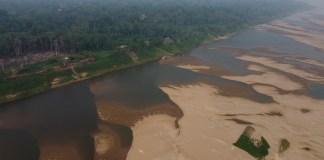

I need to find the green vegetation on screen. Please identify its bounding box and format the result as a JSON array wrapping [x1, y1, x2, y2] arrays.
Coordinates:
[[234, 126, 270, 160], [0, 0, 307, 57], [0, 34, 208, 103], [0, 0, 308, 103], [279, 139, 290, 154]]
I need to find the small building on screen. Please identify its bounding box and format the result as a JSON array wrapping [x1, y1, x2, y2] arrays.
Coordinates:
[[163, 37, 174, 45], [117, 45, 129, 54]]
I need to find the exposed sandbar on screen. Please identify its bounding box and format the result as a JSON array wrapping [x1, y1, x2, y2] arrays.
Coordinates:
[[177, 65, 211, 72], [127, 81, 324, 160], [258, 11, 324, 51], [222, 64, 304, 91], [236, 55, 324, 84], [128, 84, 270, 159], [126, 115, 182, 160], [285, 57, 324, 68]]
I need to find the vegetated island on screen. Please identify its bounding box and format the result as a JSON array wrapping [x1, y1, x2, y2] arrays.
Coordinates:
[[0, 0, 308, 104], [233, 126, 270, 160]]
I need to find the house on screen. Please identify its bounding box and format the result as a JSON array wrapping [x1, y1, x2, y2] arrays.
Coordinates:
[[129, 52, 138, 61]]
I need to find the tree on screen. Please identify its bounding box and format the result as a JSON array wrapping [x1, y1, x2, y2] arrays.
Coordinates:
[[10, 66, 18, 78], [0, 0, 306, 58], [0, 59, 5, 72], [14, 37, 22, 58], [53, 39, 60, 56]]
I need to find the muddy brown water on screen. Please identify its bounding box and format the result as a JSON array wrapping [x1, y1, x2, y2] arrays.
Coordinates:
[[0, 27, 323, 159]]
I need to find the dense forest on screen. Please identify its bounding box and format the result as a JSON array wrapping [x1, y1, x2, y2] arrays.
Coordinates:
[[0, 0, 308, 103], [0, 0, 306, 57]]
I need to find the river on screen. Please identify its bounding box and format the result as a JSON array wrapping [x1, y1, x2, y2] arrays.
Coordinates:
[[0, 7, 324, 160]]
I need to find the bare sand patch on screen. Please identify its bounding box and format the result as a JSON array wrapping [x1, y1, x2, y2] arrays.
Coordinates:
[[51, 77, 62, 88], [126, 115, 183, 160], [164, 55, 241, 76], [260, 21, 306, 33], [222, 64, 303, 91], [214, 34, 233, 41], [259, 22, 324, 51], [285, 34, 324, 51], [285, 57, 324, 68], [236, 55, 324, 84], [253, 85, 324, 110], [92, 123, 131, 160], [177, 65, 211, 72], [252, 85, 324, 159], [5, 94, 18, 99], [258, 11, 324, 51], [93, 124, 120, 158]]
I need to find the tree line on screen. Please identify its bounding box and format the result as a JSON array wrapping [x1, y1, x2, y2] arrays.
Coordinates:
[[0, 0, 307, 57]]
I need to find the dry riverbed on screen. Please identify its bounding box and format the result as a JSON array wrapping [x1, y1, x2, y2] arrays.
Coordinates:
[[87, 4, 324, 159], [127, 61, 324, 160], [126, 17, 324, 159]]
